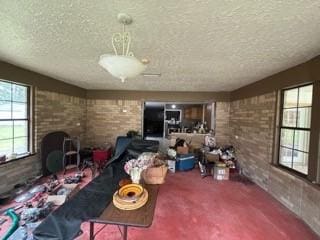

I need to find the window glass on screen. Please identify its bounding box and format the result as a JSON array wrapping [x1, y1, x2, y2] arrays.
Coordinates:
[[0, 101, 12, 119], [12, 102, 27, 119], [0, 81, 11, 101], [280, 129, 294, 148], [14, 137, 28, 154], [298, 85, 313, 107], [297, 107, 311, 128], [0, 139, 13, 156], [292, 151, 308, 174], [294, 130, 310, 152], [283, 88, 298, 108], [279, 84, 312, 175], [0, 121, 13, 139], [12, 84, 27, 102], [0, 80, 29, 159], [14, 120, 28, 138], [279, 147, 293, 168], [282, 109, 297, 127]]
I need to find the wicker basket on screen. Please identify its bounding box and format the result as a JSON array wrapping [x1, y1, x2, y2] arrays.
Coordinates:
[[142, 165, 168, 184]]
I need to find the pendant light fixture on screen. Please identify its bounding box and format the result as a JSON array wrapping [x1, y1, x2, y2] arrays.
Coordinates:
[[99, 13, 148, 82]]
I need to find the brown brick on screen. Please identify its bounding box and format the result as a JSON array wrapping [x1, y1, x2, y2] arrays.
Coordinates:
[[86, 99, 142, 146], [230, 91, 320, 235]]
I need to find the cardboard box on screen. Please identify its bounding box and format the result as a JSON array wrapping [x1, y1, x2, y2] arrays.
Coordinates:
[[177, 146, 189, 155], [189, 145, 201, 154], [47, 184, 80, 205], [213, 166, 229, 180], [205, 153, 220, 163]]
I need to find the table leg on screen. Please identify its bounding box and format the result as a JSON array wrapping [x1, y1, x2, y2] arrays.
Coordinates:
[[90, 222, 94, 240], [123, 225, 128, 240]]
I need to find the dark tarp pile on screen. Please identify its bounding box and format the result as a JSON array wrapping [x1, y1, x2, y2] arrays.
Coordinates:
[[33, 137, 159, 240]]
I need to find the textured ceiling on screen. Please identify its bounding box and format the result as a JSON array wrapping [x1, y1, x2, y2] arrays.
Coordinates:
[[0, 1, 320, 91]]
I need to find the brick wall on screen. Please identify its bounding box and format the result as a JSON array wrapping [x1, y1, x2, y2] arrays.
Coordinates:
[[35, 89, 86, 150], [0, 89, 86, 194], [230, 92, 320, 235], [0, 155, 40, 194], [215, 102, 231, 146], [86, 99, 142, 146], [3, 95, 228, 194], [230, 93, 276, 189]]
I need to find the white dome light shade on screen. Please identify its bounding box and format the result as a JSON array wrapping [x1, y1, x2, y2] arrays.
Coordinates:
[[99, 54, 147, 82]]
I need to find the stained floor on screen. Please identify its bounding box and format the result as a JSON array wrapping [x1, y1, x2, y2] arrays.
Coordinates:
[[77, 170, 319, 240]]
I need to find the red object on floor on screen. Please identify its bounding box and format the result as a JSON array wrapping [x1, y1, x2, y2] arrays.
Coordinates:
[[76, 170, 319, 240], [93, 149, 111, 168]]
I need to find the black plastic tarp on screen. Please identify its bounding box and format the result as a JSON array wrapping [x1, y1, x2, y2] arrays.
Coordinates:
[[33, 138, 159, 240]]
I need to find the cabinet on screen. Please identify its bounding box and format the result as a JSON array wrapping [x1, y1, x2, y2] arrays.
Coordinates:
[[184, 106, 203, 120]]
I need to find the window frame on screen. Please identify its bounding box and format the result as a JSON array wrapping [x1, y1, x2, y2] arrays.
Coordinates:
[[278, 83, 313, 177], [0, 80, 31, 162]]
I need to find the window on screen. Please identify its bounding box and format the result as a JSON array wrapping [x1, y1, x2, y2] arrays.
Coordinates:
[[0, 80, 30, 160], [279, 84, 313, 175]]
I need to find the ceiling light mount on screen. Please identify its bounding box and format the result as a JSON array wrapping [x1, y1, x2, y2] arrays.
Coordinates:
[[99, 13, 148, 83], [117, 13, 132, 25]]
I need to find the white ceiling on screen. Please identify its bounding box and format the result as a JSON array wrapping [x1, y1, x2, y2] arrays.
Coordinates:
[[0, 1, 320, 91]]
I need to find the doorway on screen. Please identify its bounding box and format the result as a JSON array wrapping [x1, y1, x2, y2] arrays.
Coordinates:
[[143, 102, 165, 138]]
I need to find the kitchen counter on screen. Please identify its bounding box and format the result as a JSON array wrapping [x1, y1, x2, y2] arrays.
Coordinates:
[[169, 132, 211, 147], [170, 132, 210, 136]]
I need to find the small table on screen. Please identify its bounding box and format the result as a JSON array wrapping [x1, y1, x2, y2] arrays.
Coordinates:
[[89, 184, 159, 240]]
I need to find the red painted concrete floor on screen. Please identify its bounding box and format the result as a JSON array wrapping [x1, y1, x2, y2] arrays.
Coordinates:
[[76, 170, 319, 240]]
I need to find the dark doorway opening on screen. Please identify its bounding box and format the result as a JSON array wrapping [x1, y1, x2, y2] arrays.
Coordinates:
[[143, 104, 164, 138]]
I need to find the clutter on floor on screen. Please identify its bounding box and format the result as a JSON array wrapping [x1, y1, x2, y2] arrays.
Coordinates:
[[2, 208, 19, 240], [7, 221, 40, 240], [0, 168, 87, 239], [1, 137, 161, 239], [32, 138, 159, 239], [46, 183, 80, 206], [213, 162, 230, 180], [42, 133, 111, 180], [168, 134, 237, 180], [92, 145, 112, 174], [176, 153, 196, 171], [79, 142, 112, 178]]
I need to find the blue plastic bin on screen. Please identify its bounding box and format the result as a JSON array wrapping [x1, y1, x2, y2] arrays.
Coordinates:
[[176, 154, 195, 171]]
